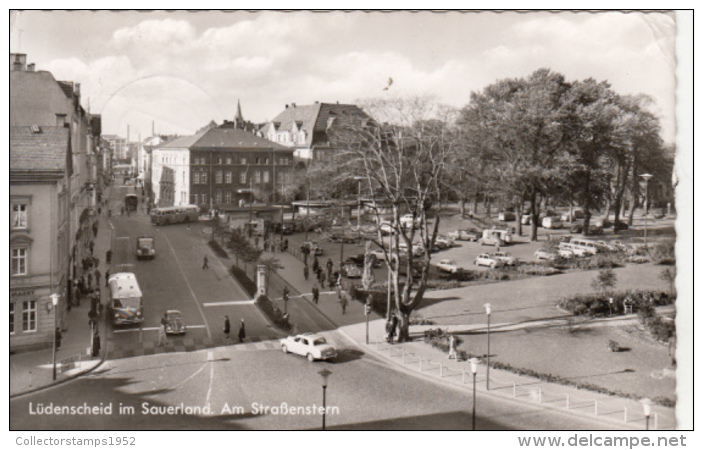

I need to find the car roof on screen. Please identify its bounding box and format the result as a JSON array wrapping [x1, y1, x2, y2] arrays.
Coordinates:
[[166, 310, 182, 315]]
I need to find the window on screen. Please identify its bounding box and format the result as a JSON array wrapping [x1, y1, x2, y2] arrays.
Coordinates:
[[22, 300, 37, 332], [240, 157, 246, 165], [240, 172, 247, 184], [225, 171, 232, 183], [265, 157, 270, 164], [201, 171, 208, 184], [225, 191, 232, 203], [201, 193, 207, 204], [193, 172, 200, 184], [10, 303, 15, 335], [217, 156, 223, 164], [226, 157, 232, 164], [12, 203, 28, 229], [182, 171, 186, 183], [256, 157, 261, 164], [215, 191, 222, 204], [263, 171, 270, 183], [215, 171, 223, 184], [12, 248, 27, 276], [191, 194, 198, 204], [254, 171, 261, 183]]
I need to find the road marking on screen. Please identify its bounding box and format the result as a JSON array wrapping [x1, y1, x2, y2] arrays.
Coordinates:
[[205, 351, 214, 406], [116, 264, 134, 268], [113, 324, 207, 333], [116, 236, 130, 240], [157, 228, 212, 339], [203, 300, 255, 307]]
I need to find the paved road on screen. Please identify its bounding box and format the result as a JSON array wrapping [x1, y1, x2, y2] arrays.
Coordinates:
[[104, 186, 283, 359], [10, 339, 619, 430]]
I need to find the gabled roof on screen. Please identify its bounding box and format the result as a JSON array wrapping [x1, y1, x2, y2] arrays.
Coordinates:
[[10, 70, 77, 126], [260, 102, 370, 148], [10, 126, 70, 173], [154, 131, 208, 150], [191, 127, 290, 151]]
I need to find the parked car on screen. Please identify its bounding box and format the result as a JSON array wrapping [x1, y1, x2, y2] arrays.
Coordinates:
[[493, 252, 518, 266], [164, 310, 186, 335], [542, 215, 564, 229], [570, 221, 604, 235], [280, 222, 297, 235], [399, 214, 421, 229], [480, 228, 513, 246], [378, 220, 396, 235], [341, 263, 362, 278], [474, 253, 503, 269], [534, 248, 558, 261], [398, 242, 425, 257], [280, 333, 338, 362], [595, 241, 619, 253], [436, 259, 462, 274], [344, 253, 380, 268], [521, 214, 536, 225], [613, 221, 629, 232], [593, 217, 612, 229], [498, 211, 516, 222], [434, 235, 455, 249], [561, 209, 585, 222], [447, 228, 480, 242], [301, 241, 323, 256]]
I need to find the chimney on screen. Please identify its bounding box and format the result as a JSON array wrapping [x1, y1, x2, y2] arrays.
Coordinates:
[[74, 82, 81, 96], [291, 102, 296, 108], [55, 114, 67, 127], [10, 53, 27, 71], [27, 63, 35, 72], [285, 104, 289, 109]]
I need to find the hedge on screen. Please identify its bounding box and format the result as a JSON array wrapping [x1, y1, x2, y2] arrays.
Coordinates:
[[208, 239, 229, 259], [230, 265, 257, 298], [255, 295, 292, 332]]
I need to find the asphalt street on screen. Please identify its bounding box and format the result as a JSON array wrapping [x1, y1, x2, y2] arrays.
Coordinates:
[[10, 341, 619, 430]]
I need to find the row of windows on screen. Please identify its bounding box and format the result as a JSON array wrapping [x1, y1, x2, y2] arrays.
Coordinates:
[[192, 156, 290, 165], [190, 191, 247, 204], [192, 171, 272, 185], [10, 300, 37, 334]]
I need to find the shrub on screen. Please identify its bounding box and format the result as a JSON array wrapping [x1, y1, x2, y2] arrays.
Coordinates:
[[349, 285, 388, 316], [230, 265, 257, 297], [423, 328, 464, 358], [557, 289, 675, 318], [255, 295, 292, 332], [208, 239, 229, 259], [517, 264, 563, 276], [650, 240, 675, 264]]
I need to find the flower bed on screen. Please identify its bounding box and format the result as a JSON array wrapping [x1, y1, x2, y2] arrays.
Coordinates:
[[255, 295, 292, 332]]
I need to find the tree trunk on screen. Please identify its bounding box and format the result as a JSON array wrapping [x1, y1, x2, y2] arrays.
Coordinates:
[[472, 191, 479, 216], [397, 310, 410, 342], [515, 200, 523, 236], [459, 196, 466, 218], [582, 208, 591, 236], [529, 190, 539, 241], [485, 194, 492, 219]]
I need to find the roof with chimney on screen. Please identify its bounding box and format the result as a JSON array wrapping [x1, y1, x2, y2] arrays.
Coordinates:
[[10, 126, 70, 174], [10, 70, 78, 127], [260, 102, 370, 148]]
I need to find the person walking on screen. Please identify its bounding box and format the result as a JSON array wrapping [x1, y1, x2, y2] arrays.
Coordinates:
[[158, 314, 168, 346], [238, 319, 246, 342], [303, 264, 309, 281], [202, 255, 209, 269], [94, 267, 101, 288], [223, 315, 231, 339], [340, 293, 348, 315], [326, 258, 334, 281], [312, 284, 319, 305], [312, 255, 319, 274], [448, 334, 457, 360], [92, 330, 101, 358], [105, 269, 110, 287], [319, 270, 327, 289]]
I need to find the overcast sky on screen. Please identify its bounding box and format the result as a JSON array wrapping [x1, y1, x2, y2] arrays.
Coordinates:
[[10, 10, 678, 143]]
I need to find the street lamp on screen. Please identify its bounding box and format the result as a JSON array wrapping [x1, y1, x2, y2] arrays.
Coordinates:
[[640, 173, 653, 251], [609, 297, 614, 316], [318, 368, 332, 430], [470, 357, 479, 430], [484, 303, 492, 391], [641, 397, 652, 430], [354, 176, 363, 238], [50, 293, 60, 381]]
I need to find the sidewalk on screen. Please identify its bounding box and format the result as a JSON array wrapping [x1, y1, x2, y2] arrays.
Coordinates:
[[339, 319, 676, 430], [10, 185, 114, 397]]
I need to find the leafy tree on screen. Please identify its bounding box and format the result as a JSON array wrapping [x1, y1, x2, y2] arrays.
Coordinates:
[[591, 268, 617, 294]]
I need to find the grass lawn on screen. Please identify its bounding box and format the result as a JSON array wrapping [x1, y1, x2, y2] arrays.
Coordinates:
[[457, 321, 676, 403]]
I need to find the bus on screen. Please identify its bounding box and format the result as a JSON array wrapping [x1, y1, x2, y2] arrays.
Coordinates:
[[125, 193, 138, 211], [108, 272, 143, 325], [150, 205, 199, 226]]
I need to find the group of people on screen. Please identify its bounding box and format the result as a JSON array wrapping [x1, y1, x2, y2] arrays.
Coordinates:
[[304, 256, 341, 289], [222, 315, 246, 342]]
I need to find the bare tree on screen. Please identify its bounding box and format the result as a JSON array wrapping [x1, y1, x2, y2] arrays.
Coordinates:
[[328, 96, 457, 341]]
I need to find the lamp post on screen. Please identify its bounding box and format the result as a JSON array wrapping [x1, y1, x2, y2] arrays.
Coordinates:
[[318, 368, 332, 430], [470, 357, 479, 430], [641, 398, 652, 430], [484, 303, 491, 391], [640, 173, 653, 251], [354, 176, 363, 238], [609, 297, 614, 316], [50, 293, 60, 381]]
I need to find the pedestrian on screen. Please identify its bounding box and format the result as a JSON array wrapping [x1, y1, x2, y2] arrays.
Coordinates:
[[283, 238, 289, 251], [238, 319, 246, 342], [391, 314, 399, 343], [105, 269, 110, 287], [158, 314, 168, 346], [203, 255, 209, 269], [94, 268, 101, 286], [303, 264, 309, 281], [55, 327, 62, 349], [448, 334, 457, 360], [106, 249, 112, 264], [340, 293, 348, 315], [336, 282, 342, 301], [385, 320, 394, 344], [319, 270, 326, 289], [312, 256, 319, 274], [89, 240, 95, 255], [223, 315, 231, 339], [495, 242, 501, 253], [326, 258, 334, 280], [92, 331, 101, 357], [121, 206, 125, 216]]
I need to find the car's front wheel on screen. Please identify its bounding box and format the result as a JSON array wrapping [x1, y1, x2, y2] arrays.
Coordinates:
[[307, 353, 315, 363], [282, 345, 288, 353]]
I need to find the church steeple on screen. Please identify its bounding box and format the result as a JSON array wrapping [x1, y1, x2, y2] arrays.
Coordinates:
[[235, 99, 244, 129]]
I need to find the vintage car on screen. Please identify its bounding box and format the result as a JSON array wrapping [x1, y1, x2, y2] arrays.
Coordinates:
[[493, 252, 518, 266], [436, 259, 462, 274], [474, 253, 503, 269], [136, 236, 155, 260], [280, 333, 338, 362], [164, 310, 186, 335], [534, 248, 558, 261], [448, 228, 481, 242]]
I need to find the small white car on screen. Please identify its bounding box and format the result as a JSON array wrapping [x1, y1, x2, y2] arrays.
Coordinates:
[[534, 248, 557, 261], [493, 252, 518, 266], [399, 214, 421, 229], [436, 259, 462, 274], [498, 211, 516, 222], [542, 216, 564, 229], [448, 228, 480, 241], [474, 253, 503, 269], [280, 333, 338, 362], [434, 235, 455, 249]]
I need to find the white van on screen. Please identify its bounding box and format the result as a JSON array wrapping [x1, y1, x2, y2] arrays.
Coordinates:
[[569, 238, 599, 255], [481, 228, 513, 246]]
